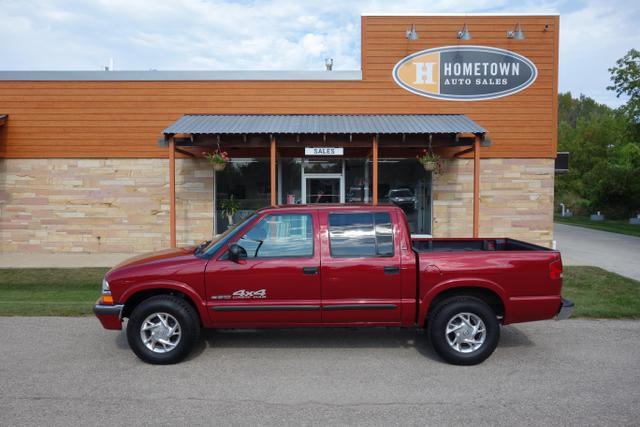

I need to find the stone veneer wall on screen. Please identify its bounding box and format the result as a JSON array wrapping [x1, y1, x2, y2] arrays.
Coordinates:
[[0, 158, 213, 253], [433, 158, 555, 247], [0, 157, 554, 253]]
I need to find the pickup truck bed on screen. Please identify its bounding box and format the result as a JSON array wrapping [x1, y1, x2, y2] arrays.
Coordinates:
[[412, 237, 564, 326], [412, 237, 550, 252]]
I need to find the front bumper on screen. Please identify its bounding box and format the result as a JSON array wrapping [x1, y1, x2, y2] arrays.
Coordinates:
[[555, 298, 574, 320], [93, 299, 124, 330]]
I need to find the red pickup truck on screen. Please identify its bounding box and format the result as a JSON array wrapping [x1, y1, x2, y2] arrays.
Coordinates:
[[94, 205, 573, 365]]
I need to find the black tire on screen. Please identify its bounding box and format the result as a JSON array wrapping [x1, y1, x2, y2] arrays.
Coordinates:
[[428, 296, 500, 365], [126, 295, 201, 365]]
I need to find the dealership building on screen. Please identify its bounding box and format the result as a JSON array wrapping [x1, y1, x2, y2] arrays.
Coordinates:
[[0, 13, 559, 253]]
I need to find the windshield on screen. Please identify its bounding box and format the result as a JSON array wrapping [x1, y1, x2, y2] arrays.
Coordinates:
[[389, 189, 412, 197], [196, 213, 257, 258]]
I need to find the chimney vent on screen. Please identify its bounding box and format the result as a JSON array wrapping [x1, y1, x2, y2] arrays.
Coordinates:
[[325, 58, 333, 71]]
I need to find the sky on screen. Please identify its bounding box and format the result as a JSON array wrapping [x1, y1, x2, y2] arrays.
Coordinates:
[[1, 0, 639, 106]]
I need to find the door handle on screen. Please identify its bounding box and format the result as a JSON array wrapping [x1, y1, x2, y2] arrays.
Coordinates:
[[303, 266, 319, 275], [383, 266, 400, 275]]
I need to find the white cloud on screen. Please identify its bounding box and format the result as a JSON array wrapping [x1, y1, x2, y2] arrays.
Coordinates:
[[0, 0, 639, 105], [557, 0, 640, 106]]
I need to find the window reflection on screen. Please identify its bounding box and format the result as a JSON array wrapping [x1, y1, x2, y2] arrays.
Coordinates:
[[216, 158, 270, 232], [328, 213, 394, 257], [237, 214, 313, 258], [378, 159, 432, 234]]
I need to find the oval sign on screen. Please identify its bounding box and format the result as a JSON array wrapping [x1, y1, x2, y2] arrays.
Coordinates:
[[392, 46, 537, 101]]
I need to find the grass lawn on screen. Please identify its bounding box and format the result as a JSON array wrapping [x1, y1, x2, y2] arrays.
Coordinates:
[[0, 268, 108, 316], [0, 266, 638, 319], [562, 266, 640, 319], [555, 215, 640, 238]]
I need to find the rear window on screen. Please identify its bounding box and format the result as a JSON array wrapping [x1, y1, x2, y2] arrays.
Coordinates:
[[328, 212, 394, 258]]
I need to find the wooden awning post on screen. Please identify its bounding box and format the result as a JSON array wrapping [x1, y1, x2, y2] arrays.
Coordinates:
[[212, 169, 217, 236], [270, 136, 276, 206], [169, 136, 177, 248], [372, 135, 379, 205], [472, 134, 481, 238]]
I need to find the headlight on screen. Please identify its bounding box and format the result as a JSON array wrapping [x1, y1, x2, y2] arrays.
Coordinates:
[[102, 278, 111, 295]]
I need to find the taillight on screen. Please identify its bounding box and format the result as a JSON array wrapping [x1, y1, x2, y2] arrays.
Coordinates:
[[549, 259, 563, 280]]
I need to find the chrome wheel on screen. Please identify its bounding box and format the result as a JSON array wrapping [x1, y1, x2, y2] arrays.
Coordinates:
[[445, 312, 486, 353], [139, 312, 182, 353]]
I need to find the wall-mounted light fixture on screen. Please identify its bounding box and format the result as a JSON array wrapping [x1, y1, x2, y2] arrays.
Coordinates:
[[405, 24, 419, 41], [457, 23, 471, 40], [507, 22, 525, 40]]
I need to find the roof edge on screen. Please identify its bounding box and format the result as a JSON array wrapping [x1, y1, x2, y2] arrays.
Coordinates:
[[163, 114, 486, 136], [0, 70, 362, 82], [362, 12, 560, 16]]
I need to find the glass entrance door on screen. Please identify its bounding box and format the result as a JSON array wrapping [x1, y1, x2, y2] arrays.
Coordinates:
[[302, 173, 344, 204]]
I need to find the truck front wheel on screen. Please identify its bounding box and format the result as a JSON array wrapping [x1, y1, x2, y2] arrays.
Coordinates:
[[126, 295, 201, 364], [428, 296, 500, 365]]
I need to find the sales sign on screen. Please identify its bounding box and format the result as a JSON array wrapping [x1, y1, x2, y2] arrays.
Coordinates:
[[305, 147, 344, 156], [392, 46, 537, 101]]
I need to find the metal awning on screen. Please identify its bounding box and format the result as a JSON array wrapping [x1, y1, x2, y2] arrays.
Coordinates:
[[163, 114, 485, 135]]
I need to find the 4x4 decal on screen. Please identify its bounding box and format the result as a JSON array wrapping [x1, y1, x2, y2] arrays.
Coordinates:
[[232, 289, 267, 299]]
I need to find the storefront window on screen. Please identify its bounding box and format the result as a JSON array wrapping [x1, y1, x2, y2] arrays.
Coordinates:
[[280, 158, 303, 204], [345, 158, 371, 203], [214, 156, 431, 236], [279, 158, 371, 205], [378, 159, 432, 235], [215, 158, 270, 232], [302, 159, 342, 174]]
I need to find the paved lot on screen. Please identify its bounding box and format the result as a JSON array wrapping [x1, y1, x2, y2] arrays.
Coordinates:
[[1, 318, 639, 426], [555, 223, 640, 280]]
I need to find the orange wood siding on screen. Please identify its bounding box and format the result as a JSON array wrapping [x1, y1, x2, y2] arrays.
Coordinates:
[[0, 15, 558, 159]]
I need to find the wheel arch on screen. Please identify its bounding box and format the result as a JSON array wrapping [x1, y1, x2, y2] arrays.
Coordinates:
[[120, 283, 207, 326], [420, 281, 507, 327]]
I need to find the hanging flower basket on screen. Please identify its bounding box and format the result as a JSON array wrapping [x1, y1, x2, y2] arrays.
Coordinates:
[[203, 147, 230, 172], [416, 149, 441, 173], [212, 162, 226, 172], [422, 161, 438, 171]]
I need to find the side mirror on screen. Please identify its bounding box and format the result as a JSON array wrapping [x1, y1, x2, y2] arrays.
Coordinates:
[[228, 243, 247, 262]]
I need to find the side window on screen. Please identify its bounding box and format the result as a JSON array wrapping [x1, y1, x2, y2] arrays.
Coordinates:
[[328, 212, 394, 258], [237, 214, 313, 258], [374, 212, 394, 256]]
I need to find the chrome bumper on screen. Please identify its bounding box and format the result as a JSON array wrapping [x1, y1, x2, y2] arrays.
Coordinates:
[[555, 298, 574, 320]]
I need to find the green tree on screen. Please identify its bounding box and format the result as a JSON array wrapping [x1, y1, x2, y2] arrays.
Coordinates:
[[608, 48, 640, 127], [556, 49, 640, 219], [595, 142, 640, 216], [558, 92, 611, 127], [555, 92, 639, 218]]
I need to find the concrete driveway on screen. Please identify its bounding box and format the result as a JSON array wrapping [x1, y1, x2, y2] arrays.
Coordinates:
[[554, 223, 640, 281], [1, 317, 639, 426]]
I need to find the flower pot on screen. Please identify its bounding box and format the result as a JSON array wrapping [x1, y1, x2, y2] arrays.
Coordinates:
[[422, 161, 438, 172], [212, 162, 226, 172]]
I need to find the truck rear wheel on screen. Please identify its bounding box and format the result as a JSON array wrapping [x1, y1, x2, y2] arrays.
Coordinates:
[[428, 296, 499, 365], [126, 295, 200, 364]]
